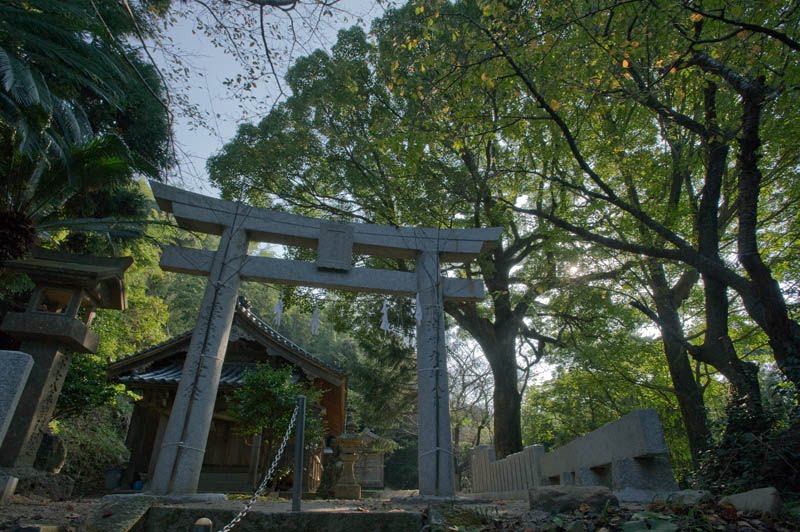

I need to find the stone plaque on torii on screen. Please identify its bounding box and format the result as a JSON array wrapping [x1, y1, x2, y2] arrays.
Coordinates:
[[148, 182, 501, 497]]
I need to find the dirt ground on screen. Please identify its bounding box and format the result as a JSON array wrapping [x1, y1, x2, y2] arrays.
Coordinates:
[[2, 492, 799, 531], [0, 494, 100, 530]]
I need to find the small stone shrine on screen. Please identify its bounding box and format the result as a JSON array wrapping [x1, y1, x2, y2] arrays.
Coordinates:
[[0, 248, 131, 470]]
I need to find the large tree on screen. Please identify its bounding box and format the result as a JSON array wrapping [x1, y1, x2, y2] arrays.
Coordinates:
[[207, 22, 618, 458], [399, 0, 799, 447]]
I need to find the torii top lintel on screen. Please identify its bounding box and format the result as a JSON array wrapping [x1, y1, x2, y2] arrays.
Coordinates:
[[151, 181, 502, 262]]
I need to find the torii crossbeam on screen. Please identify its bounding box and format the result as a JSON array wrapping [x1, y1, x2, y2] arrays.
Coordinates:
[[148, 182, 502, 497]]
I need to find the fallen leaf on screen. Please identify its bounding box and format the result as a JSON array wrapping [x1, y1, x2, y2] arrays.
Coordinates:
[[717, 502, 738, 522]]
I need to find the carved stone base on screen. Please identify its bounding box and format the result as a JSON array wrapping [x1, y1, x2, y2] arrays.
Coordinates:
[[334, 483, 361, 500], [0, 474, 18, 503]]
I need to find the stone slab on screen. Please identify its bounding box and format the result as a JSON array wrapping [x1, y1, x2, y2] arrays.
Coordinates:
[[0, 350, 33, 445], [529, 486, 619, 513], [653, 489, 713, 506], [89, 495, 158, 532], [720, 486, 782, 515]]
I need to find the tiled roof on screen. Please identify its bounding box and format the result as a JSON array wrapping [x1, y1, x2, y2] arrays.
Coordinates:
[[109, 297, 344, 381], [120, 362, 252, 386], [235, 299, 343, 376]]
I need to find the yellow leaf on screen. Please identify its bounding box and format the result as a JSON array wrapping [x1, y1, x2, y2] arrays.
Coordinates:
[[550, 99, 560, 110], [690, 13, 703, 22], [415, 5, 424, 15], [622, 59, 629, 68]]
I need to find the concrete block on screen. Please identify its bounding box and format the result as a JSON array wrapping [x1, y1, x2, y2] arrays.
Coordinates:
[[612, 455, 679, 502], [540, 409, 670, 478], [470, 410, 678, 502]]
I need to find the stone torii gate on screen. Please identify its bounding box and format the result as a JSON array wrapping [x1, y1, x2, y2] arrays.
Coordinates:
[[148, 182, 501, 497]]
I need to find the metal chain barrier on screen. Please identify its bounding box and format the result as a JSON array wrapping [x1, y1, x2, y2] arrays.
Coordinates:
[[218, 401, 300, 532]]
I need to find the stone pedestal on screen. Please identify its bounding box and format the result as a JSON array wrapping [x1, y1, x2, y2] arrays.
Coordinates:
[[0, 342, 73, 468], [334, 436, 362, 500]]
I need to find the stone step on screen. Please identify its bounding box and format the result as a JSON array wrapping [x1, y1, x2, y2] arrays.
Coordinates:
[[143, 507, 423, 532]]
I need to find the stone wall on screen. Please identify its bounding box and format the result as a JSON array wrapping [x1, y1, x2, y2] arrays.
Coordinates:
[[469, 409, 678, 502]]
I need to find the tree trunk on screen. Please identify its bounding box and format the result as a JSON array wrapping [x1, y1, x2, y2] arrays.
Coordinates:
[[735, 82, 800, 390], [700, 274, 766, 431], [666, 341, 710, 463], [445, 246, 526, 459], [483, 341, 522, 459], [648, 269, 711, 462]]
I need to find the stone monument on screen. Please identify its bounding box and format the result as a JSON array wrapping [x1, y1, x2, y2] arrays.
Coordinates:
[[0, 248, 131, 470], [147, 182, 501, 497], [0, 350, 34, 501]]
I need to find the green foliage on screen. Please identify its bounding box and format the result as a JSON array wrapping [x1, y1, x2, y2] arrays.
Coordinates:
[[622, 512, 678, 532], [56, 355, 133, 419], [227, 364, 323, 453], [54, 228, 170, 418], [383, 433, 419, 490], [0, 0, 170, 260], [698, 398, 800, 494], [52, 405, 130, 495]]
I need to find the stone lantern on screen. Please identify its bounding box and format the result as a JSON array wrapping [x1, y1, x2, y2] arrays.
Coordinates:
[[0, 248, 131, 468]]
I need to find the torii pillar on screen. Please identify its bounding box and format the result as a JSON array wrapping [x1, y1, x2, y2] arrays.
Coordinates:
[[147, 182, 501, 496]]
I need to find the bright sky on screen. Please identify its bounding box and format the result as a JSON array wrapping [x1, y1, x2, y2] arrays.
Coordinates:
[[160, 1, 387, 195]]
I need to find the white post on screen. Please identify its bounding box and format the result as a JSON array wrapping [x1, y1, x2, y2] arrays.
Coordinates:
[[415, 250, 455, 497], [150, 227, 248, 494]]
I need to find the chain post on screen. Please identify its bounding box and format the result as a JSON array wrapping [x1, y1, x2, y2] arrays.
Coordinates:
[[292, 395, 306, 512], [218, 401, 299, 532]]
